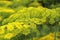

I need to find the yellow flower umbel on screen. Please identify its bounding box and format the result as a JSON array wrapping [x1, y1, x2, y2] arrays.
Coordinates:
[[39, 33, 59, 40], [0, 7, 15, 13], [39, 33, 54, 40], [7, 23, 14, 31], [41, 17, 46, 23], [0, 29, 5, 34], [22, 24, 30, 35], [4, 33, 14, 39], [49, 18, 55, 24], [13, 22, 23, 30]]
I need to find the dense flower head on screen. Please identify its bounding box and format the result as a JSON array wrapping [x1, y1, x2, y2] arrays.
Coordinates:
[[0, 0, 60, 40]]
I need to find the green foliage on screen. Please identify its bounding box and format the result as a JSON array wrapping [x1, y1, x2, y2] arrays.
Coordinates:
[[49, 4, 60, 8], [0, 7, 15, 26]]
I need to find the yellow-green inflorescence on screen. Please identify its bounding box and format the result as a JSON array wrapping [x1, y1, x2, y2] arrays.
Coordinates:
[[0, 0, 60, 40]]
